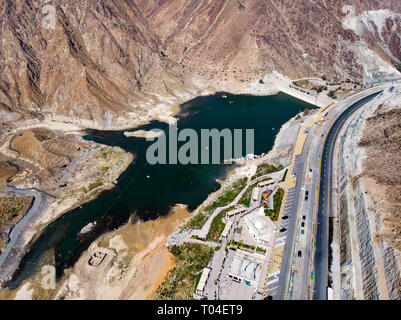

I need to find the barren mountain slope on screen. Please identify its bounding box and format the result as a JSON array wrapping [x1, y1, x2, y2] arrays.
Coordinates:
[[359, 102, 401, 254], [0, 0, 193, 129], [141, 0, 401, 89], [0, 0, 400, 130]]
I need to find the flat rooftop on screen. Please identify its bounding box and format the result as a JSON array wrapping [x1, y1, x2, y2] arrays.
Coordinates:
[[229, 251, 263, 286]]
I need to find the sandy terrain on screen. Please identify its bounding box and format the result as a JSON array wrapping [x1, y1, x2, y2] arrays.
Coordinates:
[[53, 205, 190, 300], [124, 130, 166, 139]]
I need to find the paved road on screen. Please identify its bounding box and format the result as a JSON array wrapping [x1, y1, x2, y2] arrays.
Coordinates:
[[0, 187, 43, 268], [312, 91, 382, 300], [273, 158, 304, 299], [275, 84, 393, 300], [289, 129, 320, 299]]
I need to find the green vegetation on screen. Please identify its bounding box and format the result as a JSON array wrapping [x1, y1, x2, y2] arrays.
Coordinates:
[[100, 148, 113, 159], [312, 85, 327, 93], [101, 166, 110, 173], [80, 178, 104, 194], [205, 207, 234, 242], [211, 178, 248, 208], [154, 243, 214, 300], [195, 272, 203, 289], [238, 182, 258, 207], [292, 80, 310, 88], [328, 90, 337, 99], [281, 169, 288, 182], [256, 247, 266, 254], [184, 211, 210, 231], [0, 197, 32, 224], [184, 178, 248, 230], [98, 146, 125, 162], [0, 161, 18, 184], [264, 188, 284, 221], [238, 177, 274, 207], [229, 240, 256, 251], [252, 163, 282, 180]]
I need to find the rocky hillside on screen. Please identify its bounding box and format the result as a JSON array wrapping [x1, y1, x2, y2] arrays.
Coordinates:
[[333, 87, 401, 300], [0, 0, 400, 129], [359, 98, 401, 256]]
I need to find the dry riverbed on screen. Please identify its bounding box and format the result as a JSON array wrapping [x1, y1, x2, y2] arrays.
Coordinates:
[[0, 122, 133, 288]]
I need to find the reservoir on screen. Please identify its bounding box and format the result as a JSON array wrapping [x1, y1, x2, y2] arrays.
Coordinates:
[[6, 92, 314, 289]]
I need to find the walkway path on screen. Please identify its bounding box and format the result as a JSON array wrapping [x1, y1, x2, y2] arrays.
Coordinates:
[[190, 173, 280, 239]]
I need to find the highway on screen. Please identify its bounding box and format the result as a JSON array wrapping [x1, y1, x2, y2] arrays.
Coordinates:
[[274, 83, 393, 300], [311, 91, 382, 299]]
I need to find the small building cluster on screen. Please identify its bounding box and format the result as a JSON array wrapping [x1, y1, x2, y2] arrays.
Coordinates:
[[194, 175, 283, 300]]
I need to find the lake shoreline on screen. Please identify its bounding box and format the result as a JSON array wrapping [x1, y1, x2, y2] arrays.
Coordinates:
[[2, 90, 317, 299], [50, 105, 318, 300]]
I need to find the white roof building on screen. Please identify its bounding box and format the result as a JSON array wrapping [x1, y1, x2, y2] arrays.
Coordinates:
[[228, 250, 263, 288], [244, 207, 277, 245], [257, 179, 275, 187], [196, 267, 211, 296], [220, 220, 234, 241], [252, 187, 259, 201], [226, 207, 247, 218]]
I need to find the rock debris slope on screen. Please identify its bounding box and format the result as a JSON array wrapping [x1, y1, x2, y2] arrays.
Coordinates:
[[333, 87, 401, 300]]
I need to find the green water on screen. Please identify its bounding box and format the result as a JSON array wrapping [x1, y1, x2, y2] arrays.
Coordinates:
[[6, 92, 314, 288]]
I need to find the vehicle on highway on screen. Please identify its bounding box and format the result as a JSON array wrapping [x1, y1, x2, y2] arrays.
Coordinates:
[[302, 215, 306, 220], [301, 230, 304, 235], [280, 228, 287, 233], [301, 222, 305, 227], [282, 216, 289, 220], [321, 134, 324, 137], [290, 173, 296, 178], [298, 250, 302, 257]]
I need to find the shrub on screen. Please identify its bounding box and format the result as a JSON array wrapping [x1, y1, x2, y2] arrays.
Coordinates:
[[154, 244, 214, 300]]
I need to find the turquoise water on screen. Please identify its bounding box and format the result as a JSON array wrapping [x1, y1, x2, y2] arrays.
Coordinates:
[[6, 92, 314, 288]]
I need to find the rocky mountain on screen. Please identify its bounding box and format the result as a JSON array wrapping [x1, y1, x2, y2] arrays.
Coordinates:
[[0, 0, 400, 129]]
